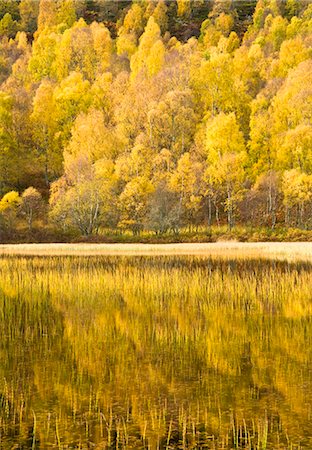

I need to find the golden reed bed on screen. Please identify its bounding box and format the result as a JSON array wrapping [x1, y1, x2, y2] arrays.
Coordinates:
[[0, 242, 312, 260]]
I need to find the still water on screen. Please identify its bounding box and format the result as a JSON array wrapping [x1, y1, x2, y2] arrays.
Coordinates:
[[0, 255, 311, 449]]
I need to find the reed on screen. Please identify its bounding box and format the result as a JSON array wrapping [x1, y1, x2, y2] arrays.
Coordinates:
[[0, 254, 311, 448]]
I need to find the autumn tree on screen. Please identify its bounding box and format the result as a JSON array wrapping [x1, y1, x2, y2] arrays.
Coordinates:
[[20, 187, 43, 231], [205, 112, 246, 229], [90, 73, 114, 123], [146, 182, 180, 234], [152, 0, 168, 34], [0, 92, 18, 193], [53, 71, 92, 144], [31, 80, 60, 186], [37, 0, 58, 33], [130, 17, 165, 79], [147, 89, 196, 159], [0, 190, 20, 230], [271, 60, 312, 173], [90, 21, 112, 74], [251, 171, 280, 228], [193, 52, 251, 134], [116, 3, 145, 58], [53, 19, 112, 81], [37, 0, 76, 34], [282, 169, 312, 228], [115, 142, 154, 184], [273, 36, 311, 78], [72, 109, 118, 160], [54, 19, 95, 81], [170, 152, 203, 229], [248, 93, 274, 179], [57, 0, 76, 30], [28, 30, 60, 80], [177, 0, 191, 18], [19, 0, 39, 34], [0, 13, 18, 38], [50, 153, 117, 235], [285, 0, 302, 20], [118, 176, 154, 234]]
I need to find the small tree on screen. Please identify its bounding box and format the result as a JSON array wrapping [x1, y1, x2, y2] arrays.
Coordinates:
[[20, 187, 43, 231], [118, 176, 154, 235], [146, 182, 180, 235], [170, 152, 203, 230], [0, 191, 20, 232], [0, 13, 18, 38], [281, 169, 312, 228], [250, 171, 280, 229]]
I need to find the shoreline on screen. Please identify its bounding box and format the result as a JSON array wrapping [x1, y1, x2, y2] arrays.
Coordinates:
[[0, 242, 312, 260]]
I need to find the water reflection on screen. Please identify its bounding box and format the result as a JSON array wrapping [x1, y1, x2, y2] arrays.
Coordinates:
[[0, 255, 311, 448]]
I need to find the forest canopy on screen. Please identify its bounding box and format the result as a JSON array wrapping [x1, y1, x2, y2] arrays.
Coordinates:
[[0, 0, 311, 240]]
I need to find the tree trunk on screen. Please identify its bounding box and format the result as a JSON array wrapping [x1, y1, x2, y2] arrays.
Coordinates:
[[215, 204, 220, 227], [44, 158, 50, 187], [28, 208, 33, 232], [299, 202, 305, 229], [285, 204, 290, 227], [207, 196, 212, 228], [268, 174, 276, 229], [227, 188, 233, 230]]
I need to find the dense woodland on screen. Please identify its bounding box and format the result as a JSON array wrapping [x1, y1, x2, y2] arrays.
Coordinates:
[[0, 0, 311, 240]]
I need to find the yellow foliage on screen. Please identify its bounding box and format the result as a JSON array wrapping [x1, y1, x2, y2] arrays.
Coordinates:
[[0, 191, 20, 212]]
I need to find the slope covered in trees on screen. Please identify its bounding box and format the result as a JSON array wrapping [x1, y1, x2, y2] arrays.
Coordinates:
[[0, 0, 311, 241]]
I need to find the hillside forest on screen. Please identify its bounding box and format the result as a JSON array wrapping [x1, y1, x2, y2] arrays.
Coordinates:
[[0, 0, 311, 241]]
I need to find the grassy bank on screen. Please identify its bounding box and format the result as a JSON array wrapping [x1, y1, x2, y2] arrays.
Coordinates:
[[1, 225, 312, 245]]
